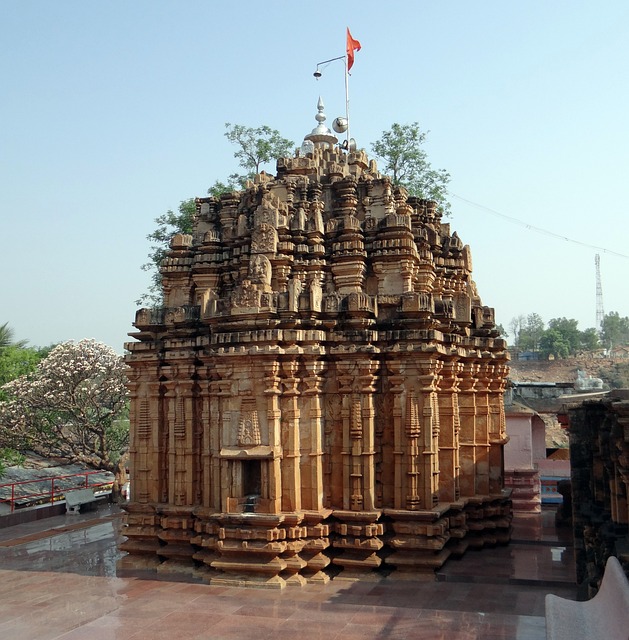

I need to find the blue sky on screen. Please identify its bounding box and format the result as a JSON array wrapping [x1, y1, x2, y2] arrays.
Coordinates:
[[2, 1, 629, 351]]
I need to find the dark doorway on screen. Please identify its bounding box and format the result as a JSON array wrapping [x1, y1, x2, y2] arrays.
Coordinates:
[[243, 460, 262, 496]]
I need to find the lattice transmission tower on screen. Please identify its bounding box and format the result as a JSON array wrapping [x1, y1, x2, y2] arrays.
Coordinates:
[[595, 254, 605, 332]]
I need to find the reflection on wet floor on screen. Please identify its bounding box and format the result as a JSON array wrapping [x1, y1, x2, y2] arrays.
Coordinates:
[[0, 505, 578, 639]]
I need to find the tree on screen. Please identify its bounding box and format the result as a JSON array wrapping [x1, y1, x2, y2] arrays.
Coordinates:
[[207, 123, 294, 197], [0, 328, 51, 472], [601, 311, 629, 349], [580, 327, 600, 351], [547, 317, 581, 355], [495, 323, 507, 338], [539, 329, 570, 359], [0, 345, 48, 396], [518, 313, 545, 352], [141, 124, 294, 306], [0, 339, 129, 498], [509, 315, 525, 348], [224, 122, 294, 178], [371, 122, 451, 214], [139, 198, 196, 307], [0, 322, 27, 349]]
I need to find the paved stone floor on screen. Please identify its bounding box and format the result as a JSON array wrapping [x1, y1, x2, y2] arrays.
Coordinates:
[[0, 505, 578, 639]]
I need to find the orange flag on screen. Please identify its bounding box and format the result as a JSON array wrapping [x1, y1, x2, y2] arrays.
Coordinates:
[[346, 28, 361, 71]]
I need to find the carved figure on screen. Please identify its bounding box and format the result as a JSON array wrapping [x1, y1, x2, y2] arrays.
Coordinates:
[[309, 280, 322, 312], [251, 223, 277, 254], [250, 254, 271, 287], [288, 276, 302, 312]]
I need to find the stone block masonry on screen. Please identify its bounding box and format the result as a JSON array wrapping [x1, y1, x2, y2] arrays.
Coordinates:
[[122, 107, 511, 588]]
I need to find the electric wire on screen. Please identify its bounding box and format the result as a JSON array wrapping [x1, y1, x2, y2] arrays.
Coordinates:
[[449, 192, 629, 260]]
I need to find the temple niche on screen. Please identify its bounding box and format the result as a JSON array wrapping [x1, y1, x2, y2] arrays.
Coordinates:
[[122, 101, 512, 588]]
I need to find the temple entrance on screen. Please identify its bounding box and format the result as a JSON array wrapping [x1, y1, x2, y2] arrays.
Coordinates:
[[242, 459, 261, 497]]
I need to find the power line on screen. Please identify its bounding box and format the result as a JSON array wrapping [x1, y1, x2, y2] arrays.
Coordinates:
[[449, 192, 629, 260]]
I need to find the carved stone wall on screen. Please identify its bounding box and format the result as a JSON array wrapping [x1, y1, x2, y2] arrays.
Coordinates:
[[123, 131, 511, 587], [564, 391, 629, 597]]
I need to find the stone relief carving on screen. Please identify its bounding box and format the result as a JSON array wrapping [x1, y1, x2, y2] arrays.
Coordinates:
[[238, 408, 261, 447], [251, 223, 278, 254], [249, 254, 271, 287], [232, 280, 260, 309], [288, 276, 302, 312], [309, 280, 322, 312]]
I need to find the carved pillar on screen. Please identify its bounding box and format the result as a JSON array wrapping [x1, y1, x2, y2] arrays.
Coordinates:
[[336, 358, 378, 511], [332, 356, 383, 578], [458, 361, 479, 498], [200, 363, 220, 510], [438, 360, 462, 504], [388, 361, 405, 510], [162, 362, 198, 507], [263, 360, 282, 514], [417, 356, 442, 510], [488, 361, 509, 495], [405, 387, 421, 510], [214, 362, 234, 513], [280, 358, 302, 512], [154, 358, 198, 575], [474, 362, 492, 497], [301, 359, 325, 511], [359, 362, 378, 512], [383, 355, 451, 576], [119, 357, 163, 571], [126, 365, 154, 504]]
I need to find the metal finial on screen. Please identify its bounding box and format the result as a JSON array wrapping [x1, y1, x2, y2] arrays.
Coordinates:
[[304, 97, 338, 147], [315, 97, 326, 125]]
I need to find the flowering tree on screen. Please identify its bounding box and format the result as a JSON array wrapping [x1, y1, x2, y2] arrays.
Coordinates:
[[0, 339, 129, 496]]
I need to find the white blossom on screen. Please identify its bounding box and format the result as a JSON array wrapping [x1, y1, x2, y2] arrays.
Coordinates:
[[0, 339, 128, 475]]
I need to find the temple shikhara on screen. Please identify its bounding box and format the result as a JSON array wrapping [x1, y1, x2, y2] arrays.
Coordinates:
[[122, 101, 512, 587]]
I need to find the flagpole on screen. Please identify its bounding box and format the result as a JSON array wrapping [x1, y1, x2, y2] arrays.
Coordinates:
[[313, 24, 360, 157], [344, 54, 350, 153]]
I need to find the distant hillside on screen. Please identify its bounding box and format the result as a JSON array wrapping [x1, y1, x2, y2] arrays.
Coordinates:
[[508, 355, 629, 389]]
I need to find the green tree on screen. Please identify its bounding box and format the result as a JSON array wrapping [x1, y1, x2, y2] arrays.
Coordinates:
[[0, 346, 47, 394], [0, 329, 51, 472], [518, 313, 545, 352], [139, 198, 196, 307], [0, 323, 27, 349], [141, 124, 294, 306], [539, 329, 570, 359], [0, 339, 129, 498], [601, 311, 629, 349], [371, 122, 451, 214], [547, 317, 581, 355], [224, 122, 294, 179], [580, 327, 600, 351], [207, 123, 294, 198]]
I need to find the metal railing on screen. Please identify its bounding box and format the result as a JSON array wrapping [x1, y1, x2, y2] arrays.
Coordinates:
[[0, 471, 113, 513]]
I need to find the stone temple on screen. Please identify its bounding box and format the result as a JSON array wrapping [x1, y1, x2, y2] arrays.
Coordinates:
[[122, 101, 512, 588]]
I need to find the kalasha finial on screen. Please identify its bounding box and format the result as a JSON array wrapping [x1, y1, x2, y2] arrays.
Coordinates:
[[303, 97, 338, 148], [315, 96, 326, 125]]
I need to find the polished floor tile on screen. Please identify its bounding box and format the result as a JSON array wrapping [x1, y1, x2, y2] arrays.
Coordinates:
[[0, 506, 578, 639]]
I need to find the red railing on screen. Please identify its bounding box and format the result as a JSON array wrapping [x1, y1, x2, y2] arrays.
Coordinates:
[[0, 472, 113, 513]]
